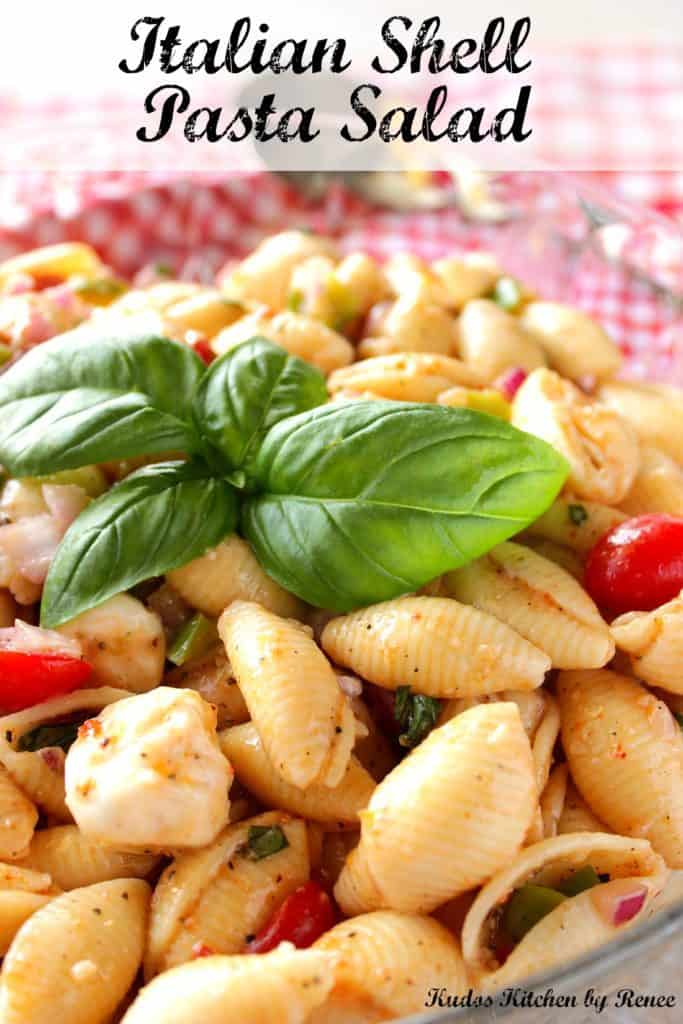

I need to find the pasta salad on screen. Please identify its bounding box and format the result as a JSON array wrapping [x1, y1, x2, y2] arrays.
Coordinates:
[[0, 235, 681, 1023]]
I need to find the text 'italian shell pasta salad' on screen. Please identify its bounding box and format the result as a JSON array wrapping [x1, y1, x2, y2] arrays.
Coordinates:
[[0, 235, 680, 1022]]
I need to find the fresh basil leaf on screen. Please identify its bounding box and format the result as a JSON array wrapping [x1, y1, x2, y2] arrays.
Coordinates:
[[41, 460, 237, 627], [18, 721, 80, 753], [244, 825, 289, 860], [0, 328, 205, 476], [243, 401, 569, 611], [193, 338, 327, 473], [394, 687, 441, 748], [568, 502, 589, 526]]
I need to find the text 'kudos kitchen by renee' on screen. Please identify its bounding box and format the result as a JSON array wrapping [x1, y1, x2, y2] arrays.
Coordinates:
[[119, 14, 533, 145]]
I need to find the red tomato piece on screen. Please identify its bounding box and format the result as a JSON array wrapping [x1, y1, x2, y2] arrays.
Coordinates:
[[247, 881, 336, 954], [192, 338, 216, 365], [584, 514, 683, 617], [0, 651, 92, 712]]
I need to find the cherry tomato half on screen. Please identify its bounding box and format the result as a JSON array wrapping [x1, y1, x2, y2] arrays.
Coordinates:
[[0, 651, 92, 713], [584, 514, 683, 617], [247, 881, 336, 954]]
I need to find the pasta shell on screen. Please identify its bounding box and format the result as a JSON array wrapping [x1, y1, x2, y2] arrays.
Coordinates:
[[558, 669, 683, 866], [462, 832, 667, 987], [121, 947, 336, 1024], [620, 446, 683, 516], [557, 779, 610, 835], [219, 602, 355, 789], [445, 541, 614, 669], [439, 689, 547, 739], [310, 911, 469, 1021], [611, 592, 683, 693], [334, 253, 389, 314], [599, 381, 683, 465], [522, 496, 627, 554], [334, 703, 536, 914], [540, 763, 569, 839], [0, 763, 38, 860], [0, 243, 102, 286], [219, 723, 374, 828], [321, 596, 550, 698], [359, 290, 457, 356], [15, 825, 159, 890], [512, 369, 640, 504], [0, 687, 131, 820], [0, 878, 149, 1024], [221, 229, 337, 310], [432, 253, 500, 310], [167, 534, 304, 620], [146, 811, 309, 977], [327, 353, 483, 402], [520, 302, 622, 381], [456, 299, 546, 381], [163, 289, 244, 338], [0, 891, 53, 957]]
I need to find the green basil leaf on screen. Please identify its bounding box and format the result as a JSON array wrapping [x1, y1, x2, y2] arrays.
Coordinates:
[[0, 328, 205, 476], [192, 338, 328, 472], [41, 460, 238, 627], [242, 401, 569, 611], [394, 687, 442, 748], [18, 722, 81, 753], [244, 825, 289, 861]]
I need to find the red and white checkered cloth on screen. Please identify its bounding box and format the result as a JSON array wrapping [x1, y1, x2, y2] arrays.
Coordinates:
[[0, 47, 682, 381]]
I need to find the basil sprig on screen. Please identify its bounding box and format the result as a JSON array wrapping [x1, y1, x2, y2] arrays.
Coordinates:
[[0, 331, 569, 627]]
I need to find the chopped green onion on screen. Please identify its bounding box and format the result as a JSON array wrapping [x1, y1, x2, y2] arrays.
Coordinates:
[[19, 722, 80, 753], [502, 884, 566, 942], [558, 865, 602, 897], [244, 825, 289, 861], [568, 503, 589, 526], [394, 687, 441, 748], [490, 276, 523, 312], [168, 613, 218, 667], [0, 343, 11, 366], [153, 261, 174, 277], [287, 289, 304, 313], [33, 465, 108, 498], [70, 276, 128, 299]]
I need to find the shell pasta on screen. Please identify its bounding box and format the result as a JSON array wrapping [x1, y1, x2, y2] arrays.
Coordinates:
[[0, 232, 681, 1021]]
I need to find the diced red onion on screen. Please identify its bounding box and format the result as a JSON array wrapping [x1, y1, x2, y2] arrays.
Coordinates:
[[2, 272, 35, 296], [0, 514, 64, 584], [0, 619, 82, 658], [612, 887, 647, 925], [493, 367, 528, 401], [336, 673, 363, 698]]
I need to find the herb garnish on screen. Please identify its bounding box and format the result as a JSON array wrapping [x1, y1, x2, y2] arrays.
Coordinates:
[[394, 687, 442, 748], [0, 332, 569, 625], [244, 825, 289, 860]]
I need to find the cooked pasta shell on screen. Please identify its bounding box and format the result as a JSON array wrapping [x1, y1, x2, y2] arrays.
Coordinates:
[[321, 596, 550, 698], [359, 291, 457, 357], [599, 381, 683, 465], [107, 281, 200, 315], [15, 825, 159, 890], [512, 369, 640, 504], [456, 299, 546, 381], [0, 243, 102, 286], [165, 645, 249, 728], [121, 947, 336, 1024], [334, 253, 389, 314], [327, 353, 483, 402], [146, 811, 309, 977], [383, 253, 450, 307], [611, 592, 683, 693], [445, 541, 614, 669], [522, 496, 627, 554], [520, 302, 622, 381], [519, 537, 584, 580], [620, 446, 683, 516], [438, 689, 547, 738], [219, 723, 374, 828], [462, 832, 667, 987], [0, 763, 38, 860], [167, 534, 304, 620], [0, 878, 150, 1024], [163, 289, 244, 338], [221, 229, 337, 309], [334, 703, 536, 914], [558, 669, 683, 866], [540, 763, 569, 839], [557, 779, 610, 835], [432, 253, 500, 310], [0, 891, 53, 956], [349, 697, 398, 782], [310, 911, 469, 1021], [219, 602, 355, 789], [57, 593, 165, 693], [0, 687, 131, 820]]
